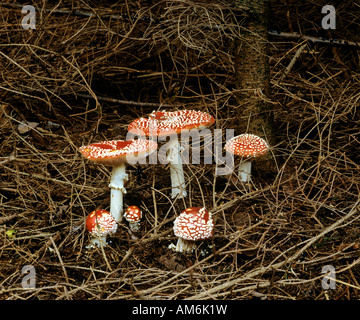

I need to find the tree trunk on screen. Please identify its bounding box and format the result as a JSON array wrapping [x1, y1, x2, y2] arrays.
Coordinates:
[[233, 0, 277, 177]]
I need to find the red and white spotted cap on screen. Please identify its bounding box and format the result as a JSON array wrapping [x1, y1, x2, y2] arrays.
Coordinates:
[[79, 139, 158, 166], [86, 209, 118, 237], [124, 205, 142, 223], [225, 134, 269, 158], [128, 110, 215, 137], [173, 207, 214, 241]]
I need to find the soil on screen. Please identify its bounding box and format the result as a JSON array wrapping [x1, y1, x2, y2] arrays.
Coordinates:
[[0, 0, 360, 300]]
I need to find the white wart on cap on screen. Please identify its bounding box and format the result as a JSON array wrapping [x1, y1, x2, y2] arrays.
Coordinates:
[[173, 207, 214, 253], [225, 134, 269, 182]]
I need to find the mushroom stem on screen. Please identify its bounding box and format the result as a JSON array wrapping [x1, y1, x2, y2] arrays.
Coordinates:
[[128, 225, 140, 240], [175, 237, 196, 253], [129, 221, 141, 232], [90, 236, 107, 248], [109, 163, 128, 222], [167, 137, 187, 198], [238, 160, 252, 182]]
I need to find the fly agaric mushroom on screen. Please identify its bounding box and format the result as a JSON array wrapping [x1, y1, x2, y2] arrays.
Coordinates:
[[224, 133, 269, 182], [86, 209, 118, 247], [124, 205, 142, 231], [124, 205, 142, 239], [79, 139, 157, 222], [173, 207, 214, 253], [128, 110, 215, 199]]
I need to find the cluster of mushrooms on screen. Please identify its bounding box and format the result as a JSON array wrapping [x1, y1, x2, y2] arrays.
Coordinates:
[[79, 109, 269, 252]]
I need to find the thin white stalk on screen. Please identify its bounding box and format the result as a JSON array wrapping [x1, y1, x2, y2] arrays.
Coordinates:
[[86, 236, 107, 249], [238, 160, 252, 182], [108, 163, 128, 222], [175, 237, 196, 252], [93, 236, 107, 247], [168, 139, 187, 198], [167, 137, 187, 198], [128, 224, 140, 240], [129, 221, 141, 232]]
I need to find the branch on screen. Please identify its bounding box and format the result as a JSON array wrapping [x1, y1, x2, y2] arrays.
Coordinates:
[[0, 214, 18, 225], [268, 30, 360, 49], [73, 93, 178, 108]]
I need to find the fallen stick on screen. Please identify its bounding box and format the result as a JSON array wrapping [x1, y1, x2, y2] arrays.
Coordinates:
[[0, 214, 17, 225], [268, 30, 359, 48], [74, 93, 177, 108]]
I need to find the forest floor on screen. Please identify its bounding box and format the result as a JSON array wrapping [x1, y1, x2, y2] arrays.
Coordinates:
[[0, 0, 360, 300]]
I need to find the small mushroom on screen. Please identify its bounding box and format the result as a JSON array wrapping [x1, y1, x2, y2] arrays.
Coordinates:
[[79, 139, 157, 222], [224, 133, 269, 182], [124, 205, 142, 239], [86, 209, 118, 248], [173, 207, 214, 253], [128, 110, 215, 199]]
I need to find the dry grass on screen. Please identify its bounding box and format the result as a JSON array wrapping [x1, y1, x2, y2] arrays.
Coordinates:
[[0, 0, 360, 300]]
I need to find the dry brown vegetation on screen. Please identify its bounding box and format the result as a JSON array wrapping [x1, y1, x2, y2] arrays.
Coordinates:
[[0, 0, 360, 300]]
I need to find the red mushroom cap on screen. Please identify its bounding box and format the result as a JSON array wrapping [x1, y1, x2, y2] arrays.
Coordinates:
[[128, 110, 215, 137], [225, 134, 269, 158], [79, 139, 158, 166], [124, 205, 142, 223], [86, 209, 118, 237], [173, 207, 214, 241]]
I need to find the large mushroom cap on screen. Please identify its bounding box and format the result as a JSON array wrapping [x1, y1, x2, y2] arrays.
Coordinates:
[[79, 139, 158, 166], [128, 110, 215, 137], [225, 133, 269, 158], [173, 207, 214, 241], [86, 209, 118, 237]]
